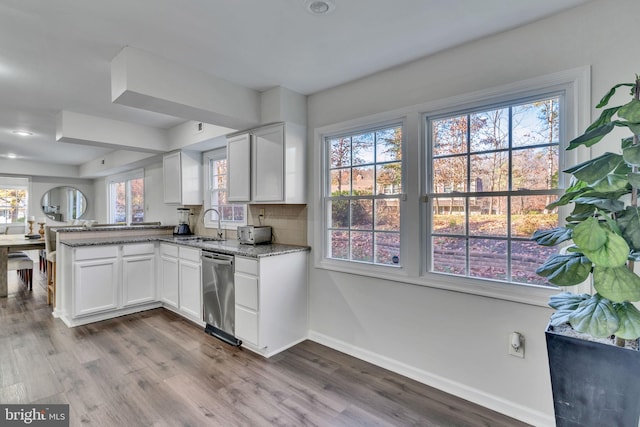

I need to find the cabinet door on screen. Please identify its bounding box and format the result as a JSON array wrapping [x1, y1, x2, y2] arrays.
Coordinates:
[[122, 255, 156, 306], [179, 259, 202, 321], [163, 151, 182, 204], [160, 255, 179, 309], [235, 305, 259, 346], [252, 124, 284, 202], [74, 258, 119, 317], [227, 133, 252, 202]]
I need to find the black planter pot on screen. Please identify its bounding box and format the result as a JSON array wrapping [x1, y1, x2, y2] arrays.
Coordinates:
[[546, 325, 640, 427]]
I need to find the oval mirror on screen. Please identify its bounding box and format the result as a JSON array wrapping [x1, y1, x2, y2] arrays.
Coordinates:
[[41, 186, 87, 222]]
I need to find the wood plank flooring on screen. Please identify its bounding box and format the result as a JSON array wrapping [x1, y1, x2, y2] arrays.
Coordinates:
[[0, 269, 530, 426]]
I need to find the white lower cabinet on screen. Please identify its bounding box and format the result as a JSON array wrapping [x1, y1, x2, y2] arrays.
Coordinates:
[[159, 244, 202, 325], [122, 243, 156, 307], [178, 246, 202, 323], [159, 243, 179, 309], [234, 251, 308, 357], [74, 250, 119, 317], [63, 243, 161, 325]]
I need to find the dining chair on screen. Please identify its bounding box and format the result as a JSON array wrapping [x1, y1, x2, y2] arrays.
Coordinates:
[[8, 252, 34, 290]]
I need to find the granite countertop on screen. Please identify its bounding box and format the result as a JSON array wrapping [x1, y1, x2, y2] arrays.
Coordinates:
[[60, 235, 310, 258], [56, 225, 174, 232]]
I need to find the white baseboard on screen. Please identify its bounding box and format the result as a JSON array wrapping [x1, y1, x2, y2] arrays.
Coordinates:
[[308, 330, 554, 427]]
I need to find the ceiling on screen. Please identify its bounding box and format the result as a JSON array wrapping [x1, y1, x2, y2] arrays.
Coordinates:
[[0, 0, 591, 171]]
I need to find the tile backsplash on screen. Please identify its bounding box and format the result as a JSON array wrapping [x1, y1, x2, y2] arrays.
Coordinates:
[[191, 204, 308, 246], [247, 204, 307, 246]]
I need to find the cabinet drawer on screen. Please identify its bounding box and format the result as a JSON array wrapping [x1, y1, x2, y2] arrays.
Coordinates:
[[122, 243, 155, 256], [179, 246, 200, 262], [235, 273, 258, 310], [235, 256, 258, 276], [160, 244, 179, 257], [235, 306, 258, 346], [75, 245, 118, 261]]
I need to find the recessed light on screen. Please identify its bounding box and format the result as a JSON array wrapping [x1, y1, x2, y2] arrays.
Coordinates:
[[7, 153, 17, 159], [12, 130, 32, 136], [306, 0, 335, 15]]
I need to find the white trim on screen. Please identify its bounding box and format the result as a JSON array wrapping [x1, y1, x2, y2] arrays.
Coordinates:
[[308, 330, 555, 427], [312, 66, 591, 307]]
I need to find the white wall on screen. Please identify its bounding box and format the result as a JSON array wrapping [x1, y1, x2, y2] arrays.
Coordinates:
[[306, 0, 638, 425]]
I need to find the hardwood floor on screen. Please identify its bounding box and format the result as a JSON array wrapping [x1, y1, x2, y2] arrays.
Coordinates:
[[0, 269, 530, 426]]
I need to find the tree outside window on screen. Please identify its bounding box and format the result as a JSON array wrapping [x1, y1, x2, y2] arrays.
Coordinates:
[[108, 170, 144, 224], [428, 95, 562, 285], [325, 124, 403, 266]]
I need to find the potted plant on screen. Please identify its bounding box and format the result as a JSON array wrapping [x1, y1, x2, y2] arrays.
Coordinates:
[[532, 75, 640, 427]]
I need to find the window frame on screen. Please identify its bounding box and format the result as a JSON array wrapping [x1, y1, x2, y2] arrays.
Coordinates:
[[312, 67, 590, 306], [106, 169, 144, 225], [321, 119, 407, 273], [424, 91, 566, 285], [0, 177, 30, 225], [203, 148, 247, 230]]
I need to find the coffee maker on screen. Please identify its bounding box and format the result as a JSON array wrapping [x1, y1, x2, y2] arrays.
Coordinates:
[[173, 208, 192, 235]]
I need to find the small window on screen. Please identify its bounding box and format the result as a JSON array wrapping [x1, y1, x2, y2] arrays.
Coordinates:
[[107, 169, 144, 224], [0, 177, 29, 225], [324, 123, 403, 266], [427, 94, 563, 285], [204, 149, 246, 228]]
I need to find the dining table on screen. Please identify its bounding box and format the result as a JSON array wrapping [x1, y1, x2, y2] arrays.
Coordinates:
[[0, 234, 46, 297]]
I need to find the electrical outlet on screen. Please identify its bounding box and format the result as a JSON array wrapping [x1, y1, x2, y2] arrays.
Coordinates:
[[508, 332, 525, 358], [259, 208, 265, 217]]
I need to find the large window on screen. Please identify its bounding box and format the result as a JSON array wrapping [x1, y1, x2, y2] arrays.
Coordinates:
[[0, 177, 29, 224], [107, 169, 144, 224], [203, 149, 246, 228], [427, 94, 563, 285], [324, 123, 403, 266]]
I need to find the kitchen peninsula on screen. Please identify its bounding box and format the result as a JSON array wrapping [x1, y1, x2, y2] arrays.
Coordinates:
[[54, 225, 309, 357]]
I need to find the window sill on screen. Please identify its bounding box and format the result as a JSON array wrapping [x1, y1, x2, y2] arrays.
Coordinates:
[[316, 259, 557, 307]]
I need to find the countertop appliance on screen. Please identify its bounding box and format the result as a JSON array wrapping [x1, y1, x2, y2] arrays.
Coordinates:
[[237, 225, 272, 245], [202, 250, 241, 347], [174, 208, 192, 235]]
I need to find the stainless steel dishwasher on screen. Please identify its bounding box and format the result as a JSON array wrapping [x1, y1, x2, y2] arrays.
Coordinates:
[[202, 251, 242, 347]]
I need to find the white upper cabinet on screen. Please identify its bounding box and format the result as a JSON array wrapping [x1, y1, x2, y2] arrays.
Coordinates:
[[227, 122, 306, 204], [252, 124, 284, 202], [227, 133, 252, 202], [163, 150, 202, 205]]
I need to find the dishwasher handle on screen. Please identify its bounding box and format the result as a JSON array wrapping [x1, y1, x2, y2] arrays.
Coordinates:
[[201, 252, 234, 265]]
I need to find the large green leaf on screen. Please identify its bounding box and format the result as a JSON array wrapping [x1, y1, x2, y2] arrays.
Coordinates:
[[586, 107, 619, 132], [591, 173, 630, 193], [572, 217, 607, 251], [593, 265, 640, 302], [572, 196, 625, 213], [580, 232, 630, 267], [614, 302, 640, 339], [531, 227, 572, 246], [628, 172, 640, 187], [618, 99, 640, 122], [546, 188, 589, 209], [617, 207, 640, 250], [595, 83, 635, 108], [567, 122, 615, 150], [565, 203, 597, 223], [548, 292, 591, 326], [569, 294, 619, 337], [623, 145, 640, 167], [535, 253, 592, 286], [549, 292, 591, 309], [564, 152, 623, 183]]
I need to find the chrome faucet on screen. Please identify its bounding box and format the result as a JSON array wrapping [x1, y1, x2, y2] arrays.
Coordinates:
[[202, 208, 223, 239]]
